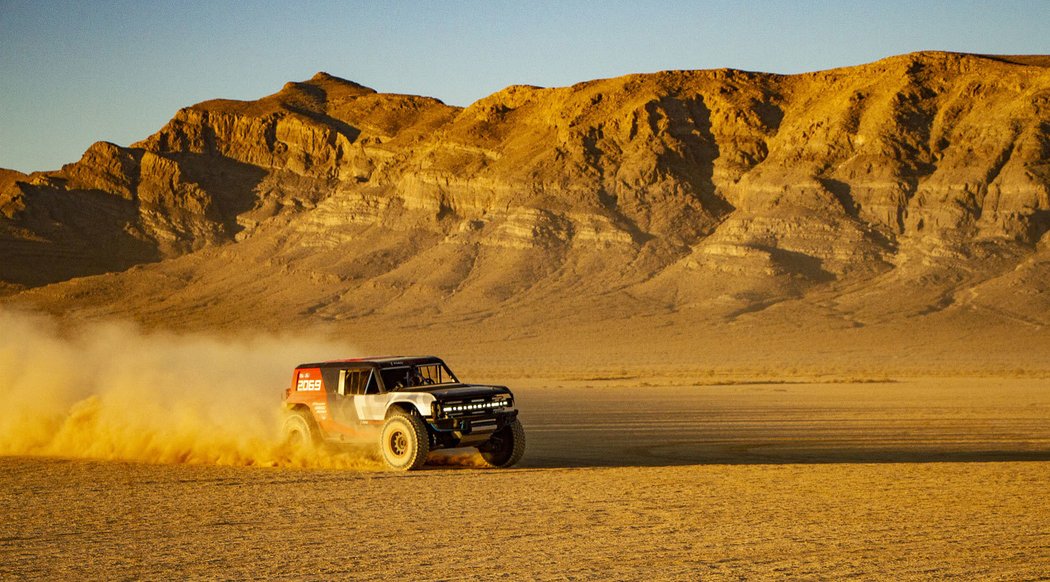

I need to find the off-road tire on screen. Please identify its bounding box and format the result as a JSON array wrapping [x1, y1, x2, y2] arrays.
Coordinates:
[[283, 409, 319, 450], [478, 418, 526, 468], [380, 411, 430, 471]]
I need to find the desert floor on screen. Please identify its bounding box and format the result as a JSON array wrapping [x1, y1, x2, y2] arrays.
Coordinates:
[[2, 377, 1049, 579]]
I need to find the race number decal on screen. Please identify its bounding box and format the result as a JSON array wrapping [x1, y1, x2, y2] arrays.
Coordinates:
[[297, 378, 323, 391]]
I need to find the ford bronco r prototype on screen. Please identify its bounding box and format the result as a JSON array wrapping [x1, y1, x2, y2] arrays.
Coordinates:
[[282, 356, 525, 470]]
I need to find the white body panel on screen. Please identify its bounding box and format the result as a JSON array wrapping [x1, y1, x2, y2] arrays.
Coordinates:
[[354, 392, 435, 421]]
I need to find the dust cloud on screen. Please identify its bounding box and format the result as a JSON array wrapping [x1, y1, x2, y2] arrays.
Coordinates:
[[0, 308, 381, 469]]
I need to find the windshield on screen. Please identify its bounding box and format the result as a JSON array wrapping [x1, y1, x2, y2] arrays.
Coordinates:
[[379, 363, 459, 390]]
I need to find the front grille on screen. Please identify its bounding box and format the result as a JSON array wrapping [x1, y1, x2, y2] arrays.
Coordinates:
[[437, 397, 512, 419]]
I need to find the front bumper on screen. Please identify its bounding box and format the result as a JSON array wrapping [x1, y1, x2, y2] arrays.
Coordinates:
[[429, 409, 518, 435]]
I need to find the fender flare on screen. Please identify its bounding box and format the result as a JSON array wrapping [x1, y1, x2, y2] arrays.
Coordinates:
[[385, 399, 429, 419]]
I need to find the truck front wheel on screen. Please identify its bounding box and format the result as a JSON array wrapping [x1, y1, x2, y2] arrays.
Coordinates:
[[380, 411, 430, 471], [478, 418, 526, 468]]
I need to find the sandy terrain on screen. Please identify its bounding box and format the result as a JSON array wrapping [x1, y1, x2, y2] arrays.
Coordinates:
[[1, 52, 1048, 579], [3, 377, 1048, 580]]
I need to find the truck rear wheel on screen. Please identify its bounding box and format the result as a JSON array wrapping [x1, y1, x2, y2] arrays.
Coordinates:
[[380, 411, 430, 471], [478, 418, 526, 468], [283, 409, 319, 450]]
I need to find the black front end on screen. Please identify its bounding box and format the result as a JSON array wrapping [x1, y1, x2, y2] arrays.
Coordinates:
[[426, 385, 518, 448]]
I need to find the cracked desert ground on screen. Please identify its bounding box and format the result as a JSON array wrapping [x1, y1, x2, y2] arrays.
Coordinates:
[[3, 52, 1050, 579], [3, 375, 1049, 579]]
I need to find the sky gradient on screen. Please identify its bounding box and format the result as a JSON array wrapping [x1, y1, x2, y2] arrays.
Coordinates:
[[2, 0, 1048, 173]]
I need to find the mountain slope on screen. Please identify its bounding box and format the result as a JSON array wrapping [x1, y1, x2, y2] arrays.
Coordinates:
[[1, 52, 1048, 372]]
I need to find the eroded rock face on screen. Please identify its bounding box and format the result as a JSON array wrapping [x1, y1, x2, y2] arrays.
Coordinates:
[[1, 53, 1049, 324]]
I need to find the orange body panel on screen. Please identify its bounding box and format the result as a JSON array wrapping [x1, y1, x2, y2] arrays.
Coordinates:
[[284, 367, 373, 437]]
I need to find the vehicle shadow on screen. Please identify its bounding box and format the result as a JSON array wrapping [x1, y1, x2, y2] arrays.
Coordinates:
[[513, 447, 1050, 469], [505, 382, 1050, 469], [421, 441, 1050, 471]]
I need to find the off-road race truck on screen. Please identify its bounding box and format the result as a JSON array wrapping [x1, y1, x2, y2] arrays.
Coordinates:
[[281, 356, 525, 470]]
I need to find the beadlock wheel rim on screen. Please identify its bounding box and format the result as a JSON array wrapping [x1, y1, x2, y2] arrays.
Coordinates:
[[389, 430, 409, 457]]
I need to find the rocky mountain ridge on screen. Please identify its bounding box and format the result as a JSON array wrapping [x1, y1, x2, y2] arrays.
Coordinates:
[[2, 52, 1048, 352]]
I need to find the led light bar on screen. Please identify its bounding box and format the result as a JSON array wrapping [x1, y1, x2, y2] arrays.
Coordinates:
[[441, 400, 511, 413]]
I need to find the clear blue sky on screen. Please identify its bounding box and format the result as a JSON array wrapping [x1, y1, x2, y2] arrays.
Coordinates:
[[1, 0, 1047, 173]]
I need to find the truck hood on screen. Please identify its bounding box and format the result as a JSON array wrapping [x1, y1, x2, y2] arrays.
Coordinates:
[[406, 384, 511, 401]]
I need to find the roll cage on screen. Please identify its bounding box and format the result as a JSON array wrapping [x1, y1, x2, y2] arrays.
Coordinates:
[[302, 357, 460, 396]]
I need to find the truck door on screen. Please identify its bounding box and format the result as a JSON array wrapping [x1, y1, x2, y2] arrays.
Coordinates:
[[331, 367, 383, 425], [355, 369, 386, 421]]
